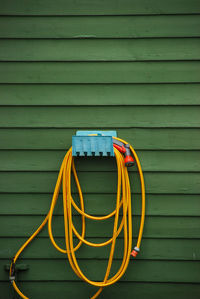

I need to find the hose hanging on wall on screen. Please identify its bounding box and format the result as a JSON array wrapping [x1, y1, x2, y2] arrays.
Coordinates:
[[9, 132, 145, 299]]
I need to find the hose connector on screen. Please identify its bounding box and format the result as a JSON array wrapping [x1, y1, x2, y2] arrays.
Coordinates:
[[113, 140, 135, 167], [131, 246, 140, 258], [124, 144, 135, 167]]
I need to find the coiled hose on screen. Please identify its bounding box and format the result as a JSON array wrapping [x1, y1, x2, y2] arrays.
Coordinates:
[[9, 136, 145, 299]]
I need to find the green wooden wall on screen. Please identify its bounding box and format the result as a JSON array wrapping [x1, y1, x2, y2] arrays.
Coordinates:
[[1, 1, 200, 298]]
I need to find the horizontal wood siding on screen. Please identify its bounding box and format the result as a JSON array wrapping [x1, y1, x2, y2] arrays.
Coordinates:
[[0, 1, 200, 299], [1, 0, 200, 15]]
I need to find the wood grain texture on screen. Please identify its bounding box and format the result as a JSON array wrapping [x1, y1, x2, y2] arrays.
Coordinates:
[[0, 106, 200, 128], [1, 282, 200, 299], [0, 61, 199, 83], [1, 193, 199, 216], [1, 259, 200, 282], [1, 38, 200, 61], [0, 150, 199, 172], [1, 237, 200, 260], [1, 0, 200, 15], [0, 215, 200, 238], [1, 84, 200, 106], [1, 1, 200, 295], [0, 171, 199, 194], [0, 128, 199, 150], [1, 15, 200, 38]]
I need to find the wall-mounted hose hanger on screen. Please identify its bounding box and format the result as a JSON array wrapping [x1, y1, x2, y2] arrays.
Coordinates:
[[9, 130, 145, 299]]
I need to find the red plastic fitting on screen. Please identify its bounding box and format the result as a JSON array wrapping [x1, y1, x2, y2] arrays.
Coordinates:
[[131, 247, 140, 258], [113, 144, 126, 153], [130, 250, 138, 258], [124, 155, 134, 167], [113, 140, 134, 167], [124, 144, 135, 167]]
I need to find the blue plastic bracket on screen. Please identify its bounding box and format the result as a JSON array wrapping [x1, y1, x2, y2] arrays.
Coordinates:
[[72, 130, 117, 157]]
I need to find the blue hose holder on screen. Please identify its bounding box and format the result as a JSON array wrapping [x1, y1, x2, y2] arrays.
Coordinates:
[[72, 130, 117, 157]]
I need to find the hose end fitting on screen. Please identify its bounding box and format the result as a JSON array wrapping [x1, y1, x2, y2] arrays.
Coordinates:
[[124, 144, 135, 167], [131, 246, 140, 258], [9, 275, 15, 284]]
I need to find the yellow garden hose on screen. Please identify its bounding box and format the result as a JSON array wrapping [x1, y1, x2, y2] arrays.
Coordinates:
[[9, 137, 145, 299]]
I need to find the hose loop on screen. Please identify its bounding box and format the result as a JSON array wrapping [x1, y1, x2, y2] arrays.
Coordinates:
[[10, 138, 145, 299]]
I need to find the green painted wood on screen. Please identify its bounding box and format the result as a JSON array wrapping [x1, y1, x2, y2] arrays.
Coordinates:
[[0, 150, 199, 172], [1, 193, 199, 217], [0, 4, 199, 295], [1, 237, 200, 260], [1, 39, 200, 61], [0, 171, 199, 194], [1, 84, 200, 106], [1, 0, 200, 15], [1, 15, 200, 38], [0, 128, 199, 150], [0, 62, 199, 83], [1, 259, 200, 282], [0, 215, 199, 238], [1, 282, 200, 299], [1, 106, 200, 128]]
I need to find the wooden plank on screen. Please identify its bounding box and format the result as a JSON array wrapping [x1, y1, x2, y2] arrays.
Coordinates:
[[0, 215, 199, 238], [0, 171, 199, 194], [0, 106, 200, 128], [0, 128, 199, 150], [1, 259, 200, 282], [1, 281, 200, 299], [0, 62, 199, 83], [0, 3, 199, 296], [1, 237, 200, 260], [1, 38, 200, 61], [1, 0, 200, 15], [1, 193, 200, 217], [1, 282, 200, 299], [0, 150, 199, 172], [1, 15, 200, 38], [1, 83, 200, 106]]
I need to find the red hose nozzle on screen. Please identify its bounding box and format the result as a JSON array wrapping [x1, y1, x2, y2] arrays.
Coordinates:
[[124, 155, 134, 167], [124, 144, 134, 167], [113, 141, 135, 167]]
